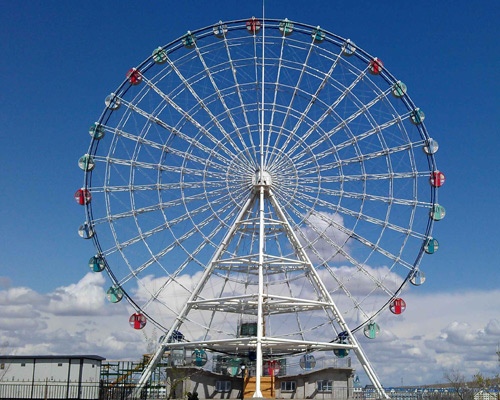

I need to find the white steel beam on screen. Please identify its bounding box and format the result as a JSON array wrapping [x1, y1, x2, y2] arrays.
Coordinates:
[[160, 337, 354, 351]]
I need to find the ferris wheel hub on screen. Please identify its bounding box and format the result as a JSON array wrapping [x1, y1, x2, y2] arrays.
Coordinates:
[[253, 170, 273, 188]]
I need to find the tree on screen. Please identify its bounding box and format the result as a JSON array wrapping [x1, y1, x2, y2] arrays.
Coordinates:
[[444, 368, 474, 400], [472, 372, 500, 400], [470, 348, 500, 400]]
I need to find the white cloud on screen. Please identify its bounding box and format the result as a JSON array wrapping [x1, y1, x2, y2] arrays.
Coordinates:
[[299, 212, 351, 262], [0, 304, 40, 319], [40, 272, 111, 316], [1, 272, 499, 389], [0, 286, 46, 306], [0, 273, 143, 359], [321, 264, 403, 297], [357, 290, 500, 386], [0, 318, 46, 332]]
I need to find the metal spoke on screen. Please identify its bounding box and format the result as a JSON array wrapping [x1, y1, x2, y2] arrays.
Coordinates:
[[159, 56, 247, 162], [90, 181, 226, 193], [295, 136, 423, 173], [264, 33, 286, 168], [222, 35, 259, 163], [266, 36, 316, 165], [301, 184, 432, 208], [102, 192, 235, 256], [93, 155, 227, 181], [283, 192, 415, 271], [193, 45, 256, 168], [271, 45, 352, 163], [111, 94, 235, 166], [129, 79, 242, 164], [293, 112, 412, 172], [285, 70, 386, 160], [90, 187, 228, 226], [301, 170, 430, 183], [275, 192, 401, 295], [100, 123, 231, 173], [294, 187, 426, 240]]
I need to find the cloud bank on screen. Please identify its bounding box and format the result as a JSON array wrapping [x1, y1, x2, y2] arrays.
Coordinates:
[[0, 273, 499, 387]]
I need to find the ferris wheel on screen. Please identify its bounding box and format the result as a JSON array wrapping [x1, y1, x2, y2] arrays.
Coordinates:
[[76, 17, 444, 398]]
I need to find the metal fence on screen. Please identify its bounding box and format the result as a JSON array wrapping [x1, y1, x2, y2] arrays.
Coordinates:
[[0, 383, 497, 400], [0, 382, 101, 400], [0, 383, 154, 400]]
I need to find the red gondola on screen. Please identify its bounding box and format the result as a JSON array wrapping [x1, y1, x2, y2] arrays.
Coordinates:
[[129, 312, 147, 329], [389, 298, 406, 314], [430, 171, 445, 187], [127, 68, 142, 85], [246, 17, 261, 35], [74, 189, 92, 205], [369, 58, 383, 75]]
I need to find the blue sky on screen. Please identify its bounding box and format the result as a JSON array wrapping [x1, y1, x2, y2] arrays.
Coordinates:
[[0, 0, 499, 386]]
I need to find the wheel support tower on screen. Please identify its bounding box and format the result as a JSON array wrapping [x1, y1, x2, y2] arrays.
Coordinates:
[[133, 176, 388, 399]]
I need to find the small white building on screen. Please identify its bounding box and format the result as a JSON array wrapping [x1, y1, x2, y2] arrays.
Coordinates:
[[0, 355, 105, 399], [0, 355, 104, 383]]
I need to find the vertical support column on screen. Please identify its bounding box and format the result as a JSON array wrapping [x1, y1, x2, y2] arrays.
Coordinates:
[[255, 2, 266, 396], [254, 186, 265, 398]]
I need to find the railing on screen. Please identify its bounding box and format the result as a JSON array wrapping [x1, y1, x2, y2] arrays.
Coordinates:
[[361, 388, 500, 400], [0, 382, 100, 400], [0, 383, 163, 400], [0, 382, 497, 400]]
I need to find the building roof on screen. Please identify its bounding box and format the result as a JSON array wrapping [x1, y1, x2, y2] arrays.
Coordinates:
[[0, 355, 105, 361]]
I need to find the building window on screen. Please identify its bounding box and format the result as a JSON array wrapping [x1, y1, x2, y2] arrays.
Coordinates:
[[281, 381, 296, 392], [58, 363, 63, 367], [0, 364, 4, 370], [215, 381, 231, 392], [317, 380, 333, 392], [20, 363, 26, 367]]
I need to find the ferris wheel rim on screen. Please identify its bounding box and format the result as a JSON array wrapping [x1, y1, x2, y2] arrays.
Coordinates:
[[81, 17, 440, 337]]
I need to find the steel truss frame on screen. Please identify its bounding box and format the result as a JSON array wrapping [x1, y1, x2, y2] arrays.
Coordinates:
[[133, 185, 389, 399]]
